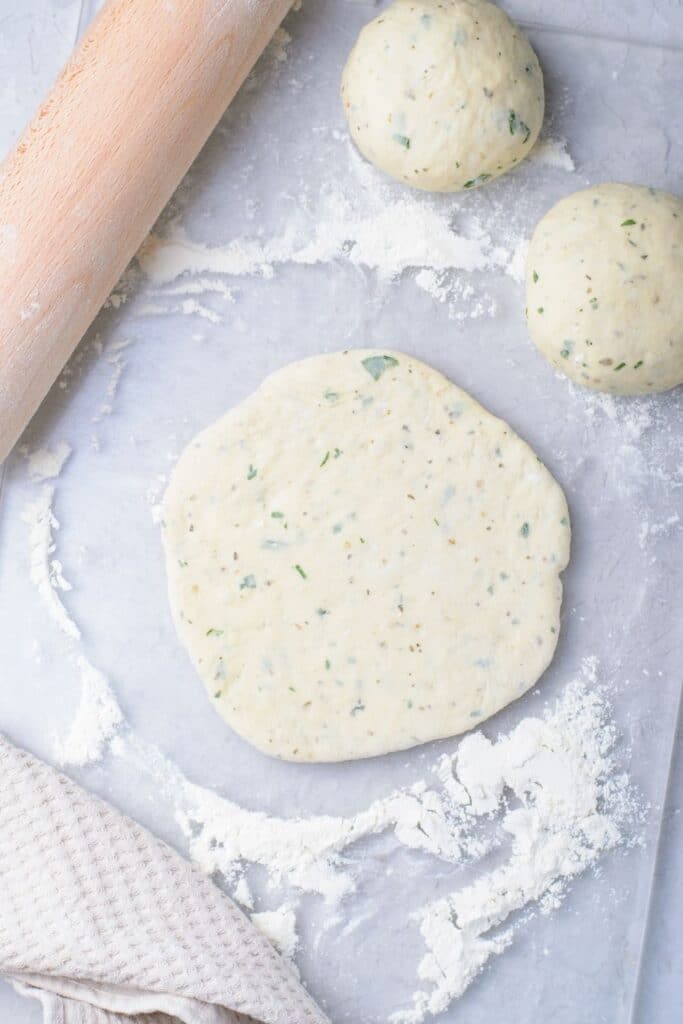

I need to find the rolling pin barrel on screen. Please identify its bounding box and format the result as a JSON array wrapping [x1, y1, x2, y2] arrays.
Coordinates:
[[0, 0, 291, 462]]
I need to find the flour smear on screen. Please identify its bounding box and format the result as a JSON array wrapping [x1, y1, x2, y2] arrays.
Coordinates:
[[107, 658, 639, 1023], [136, 129, 576, 324], [21, 460, 123, 767]]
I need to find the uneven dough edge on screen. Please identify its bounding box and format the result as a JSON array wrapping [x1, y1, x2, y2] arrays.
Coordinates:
[[163, 350, 571, 762]]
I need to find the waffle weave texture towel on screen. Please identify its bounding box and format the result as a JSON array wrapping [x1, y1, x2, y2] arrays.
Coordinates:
[[0, 736, 329, 1024]]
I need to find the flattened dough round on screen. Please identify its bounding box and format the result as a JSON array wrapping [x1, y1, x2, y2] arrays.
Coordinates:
[[526, 183, 683, 394], [163, 351, 570, 762], [341, 0, 544, 192]]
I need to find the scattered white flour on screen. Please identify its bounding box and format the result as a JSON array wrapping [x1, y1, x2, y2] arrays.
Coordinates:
[[251, 904, 299, 959], [21, 441, 72, 482], [138, 192, 510, 287], [138, 298, 223, 324], [136, 125, 575, 326], [146, 473, 168, 525], [21, 480, 123, 767], [178, 774, 478, 902], [93, 338, 130, 422], [53, 656, 123, 768], [233, 877, 255, 910], [151, 277, 235, 300], [109, 659, 638, 1019], [638, 514, 681, 550], [507, 238, 530, 284], [530, 135, 576, 172], [22, 486, 80, 641], [392, 670, 631, 1022]]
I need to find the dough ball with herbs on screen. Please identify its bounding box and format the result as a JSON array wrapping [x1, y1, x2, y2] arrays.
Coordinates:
[[526, 183, 683, 395], [340, 0, 544, 192]]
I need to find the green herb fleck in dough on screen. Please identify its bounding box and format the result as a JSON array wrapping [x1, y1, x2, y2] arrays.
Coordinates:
[[324, 389, 339, 402], [271, 510, 284, 519], [361, 354, 399, 381], [294, 564, 307, 579], [334, 447, 342, 459], [537, 307, 544, 314], [532, 270, 539, 283], [560, 516, 569, 526], [206, 627, 224, 637], [560, 341, 573, 359], [247, 464, 257, 480], [508, 110, 530, 142], [317, 608, 329, 616], [351, 701, 366, 716], [289, 686, 296, 693], [320, 451, 330, 467], [325, 659, 331, 671], [393, 133, 411, 149], [621, 219, 636, 227], [614, 362, 626, 371], [240, 575, 256, 590], [634, 359, 644, 369], [464, 173, 491, 189], [520, 522, 530, 538], [214, 690, 222, 699], [590, 297, 599, 309], [178, 559, 188, 568]]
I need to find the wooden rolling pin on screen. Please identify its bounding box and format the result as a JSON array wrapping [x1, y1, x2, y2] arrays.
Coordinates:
[[0, 0, 292, 462]]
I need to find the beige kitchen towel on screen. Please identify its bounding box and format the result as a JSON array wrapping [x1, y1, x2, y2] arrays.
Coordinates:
[[0, 736, 330, 1024]]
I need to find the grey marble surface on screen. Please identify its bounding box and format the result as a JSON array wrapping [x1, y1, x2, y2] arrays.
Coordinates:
[[0, 2, 681, 1022]]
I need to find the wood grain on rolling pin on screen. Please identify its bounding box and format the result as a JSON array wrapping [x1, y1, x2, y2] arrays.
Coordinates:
[[0, 0, 292, 462]]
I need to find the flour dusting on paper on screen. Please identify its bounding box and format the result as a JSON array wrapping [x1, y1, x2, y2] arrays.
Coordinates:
[[530, 135, 576, 171], [22, 441, 72, 481], [252, 904, 300, 959], [137, 132, 576, 323], [138, 195, 510, 287], [21, 477, 123, 767], [392, 668, 635, 1022], [54, 656, 123, 768], [110, 659, 638, 1019], [23, 485, 80, 641]]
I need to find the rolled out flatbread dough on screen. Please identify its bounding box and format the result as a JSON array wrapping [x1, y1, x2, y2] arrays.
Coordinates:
[[163, 351, 570, 762]]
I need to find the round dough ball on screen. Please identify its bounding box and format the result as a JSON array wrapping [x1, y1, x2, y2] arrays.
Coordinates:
[[163, 350, 570, 763], [526, 183, 683, 395], [340, 0, 544, 192]]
